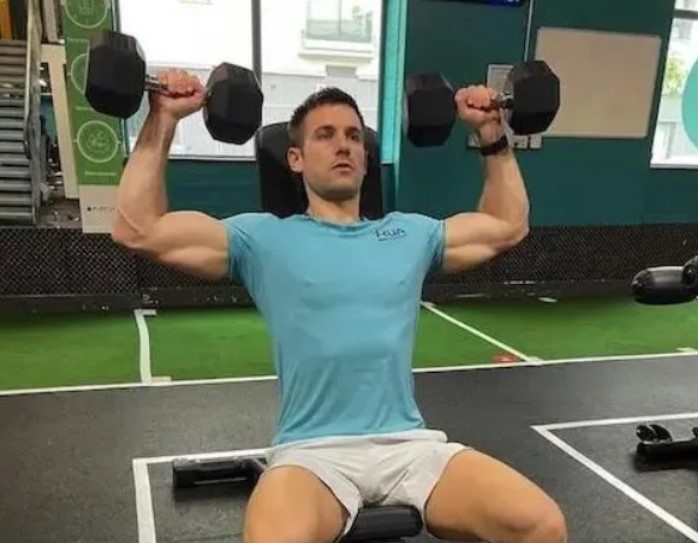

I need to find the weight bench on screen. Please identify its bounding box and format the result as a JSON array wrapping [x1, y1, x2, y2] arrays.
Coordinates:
[[172, 454, 423, 542]]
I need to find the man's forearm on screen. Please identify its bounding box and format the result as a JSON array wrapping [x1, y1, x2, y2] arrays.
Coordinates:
[[114, 111, 177, 238], [477, 132, 529, 232]]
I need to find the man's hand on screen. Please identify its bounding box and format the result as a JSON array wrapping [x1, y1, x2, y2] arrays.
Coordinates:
[[455, 85, 504, 145], [150, 69, 206, 122]]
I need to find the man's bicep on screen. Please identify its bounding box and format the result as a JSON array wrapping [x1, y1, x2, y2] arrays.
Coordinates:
[[442, 212, 526, 273], [139, 211, 231, 280], [445, 212, 518, 248]]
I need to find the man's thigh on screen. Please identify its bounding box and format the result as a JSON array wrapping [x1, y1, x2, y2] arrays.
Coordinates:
[[242, 465, 347, 543], [424, 450, 567, 542]]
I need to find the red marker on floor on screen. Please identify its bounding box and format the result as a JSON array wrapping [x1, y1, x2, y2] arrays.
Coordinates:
[[493, 353, 520, 364]]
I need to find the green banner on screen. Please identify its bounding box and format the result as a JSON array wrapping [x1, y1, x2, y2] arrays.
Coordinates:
[[61, 0, 125, 187]]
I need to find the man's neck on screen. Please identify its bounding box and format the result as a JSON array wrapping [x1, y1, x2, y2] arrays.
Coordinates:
[[306, 200, 360, 224]]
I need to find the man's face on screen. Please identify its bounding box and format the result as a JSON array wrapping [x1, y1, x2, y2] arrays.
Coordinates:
[[287, 104, 368, 203]]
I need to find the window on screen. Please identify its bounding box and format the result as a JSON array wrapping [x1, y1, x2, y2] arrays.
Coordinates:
[[261, 0, 382, 131], [118, 0, 253, 159], [305, 0, 375, 44], [118, 0, 383, 160], [651, 0, 698, 167]]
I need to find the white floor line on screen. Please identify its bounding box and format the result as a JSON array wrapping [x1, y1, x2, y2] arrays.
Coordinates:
[[1, 351, 696, 397], [526, 350, 695, 365], [533, 426, 698, 541], [134, 309, 157, 384], [132, 459, 157, 543], [533, 411, 698, 432], [412, 350, 697, 374], [421, 301, 537, 362], [137, 447, 269, 466]]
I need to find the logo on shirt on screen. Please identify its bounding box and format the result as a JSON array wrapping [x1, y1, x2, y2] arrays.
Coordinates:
[[375, 227, 407, 241]]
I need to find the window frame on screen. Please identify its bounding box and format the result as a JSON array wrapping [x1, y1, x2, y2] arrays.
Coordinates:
[[651, 5, 698, 169]]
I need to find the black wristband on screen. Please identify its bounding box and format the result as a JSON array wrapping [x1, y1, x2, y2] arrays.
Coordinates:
[[479, 134, 509, 156]]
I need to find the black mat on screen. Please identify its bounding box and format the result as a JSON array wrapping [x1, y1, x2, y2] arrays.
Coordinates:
[[1, 355, 698, 543]]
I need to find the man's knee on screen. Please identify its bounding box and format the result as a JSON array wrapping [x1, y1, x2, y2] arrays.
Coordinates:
[[243, 512, 326, 543], [475, 497, 566, 543], [522, 499, 567, 543], [241, 466, 347, 543]]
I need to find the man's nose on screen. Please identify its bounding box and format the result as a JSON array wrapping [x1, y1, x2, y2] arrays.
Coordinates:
[[336, 138, 350, 155]]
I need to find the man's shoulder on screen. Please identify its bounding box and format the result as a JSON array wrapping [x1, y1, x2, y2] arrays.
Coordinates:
[[221, 212, 316, 238], [221, 211, 278, 231], [384, 211, 444, 228]]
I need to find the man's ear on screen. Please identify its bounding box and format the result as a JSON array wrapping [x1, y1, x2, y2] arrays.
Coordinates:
[[287, 146, 303, 174]]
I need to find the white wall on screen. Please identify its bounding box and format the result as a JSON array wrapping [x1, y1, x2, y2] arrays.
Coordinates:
[[118, 0, 253, 69], [118, 0, 381, 78]]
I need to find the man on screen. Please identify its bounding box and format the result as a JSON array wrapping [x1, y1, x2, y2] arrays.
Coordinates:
[[112, 69, 567, 543]]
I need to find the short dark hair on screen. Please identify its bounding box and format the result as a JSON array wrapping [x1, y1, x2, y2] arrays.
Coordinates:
[[288, 87, 366, 147]]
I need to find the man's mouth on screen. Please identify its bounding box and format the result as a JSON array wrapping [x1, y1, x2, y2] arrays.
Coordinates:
[[333, 161, 353, 170]]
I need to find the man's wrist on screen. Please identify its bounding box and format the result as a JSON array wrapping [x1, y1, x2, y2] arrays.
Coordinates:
[[135, 109, 178, 151], [475, 122, 506, 146], [146, 109, 179, 132]]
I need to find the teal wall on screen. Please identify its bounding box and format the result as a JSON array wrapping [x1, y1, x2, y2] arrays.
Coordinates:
[[398, 0, 688, 226], [398, 2, 527, 218], [166, 161, 260, 219]]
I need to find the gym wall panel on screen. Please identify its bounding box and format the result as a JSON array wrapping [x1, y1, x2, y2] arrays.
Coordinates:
[[167, 162, 260, 219], [530, 0, 670, 35], [643, 170, 698, 223], [399, 0, 684, 226], [397, 0, 527, 216], [168, 162, 396, 219], [525, 0, 678, 225]]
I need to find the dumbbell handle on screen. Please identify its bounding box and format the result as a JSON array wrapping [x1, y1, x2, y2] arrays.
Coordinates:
[[480, 92, 514, 112], [144, 74, 210, 99], [145, 75, 169, 93]]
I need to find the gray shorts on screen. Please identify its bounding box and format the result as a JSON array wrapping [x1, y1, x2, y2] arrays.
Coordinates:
[[265, 429, 469, 536]]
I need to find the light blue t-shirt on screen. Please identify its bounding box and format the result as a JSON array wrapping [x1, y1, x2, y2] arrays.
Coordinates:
[[222, 211, 446, 446]]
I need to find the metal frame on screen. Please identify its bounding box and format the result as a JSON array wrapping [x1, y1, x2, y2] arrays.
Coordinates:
[[252, 0, 262, 84], [376, 0, 401, 166], [649, 6, 698, 170], [41, 44, 78, 199], [675, 9, 698, 20], [376, 0, 388, 153], [524, 0, 536, 60], [41, 0, 60, 43]]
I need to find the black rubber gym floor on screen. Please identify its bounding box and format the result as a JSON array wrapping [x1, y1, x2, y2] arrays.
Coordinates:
[[2, 355, 697, 543]]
